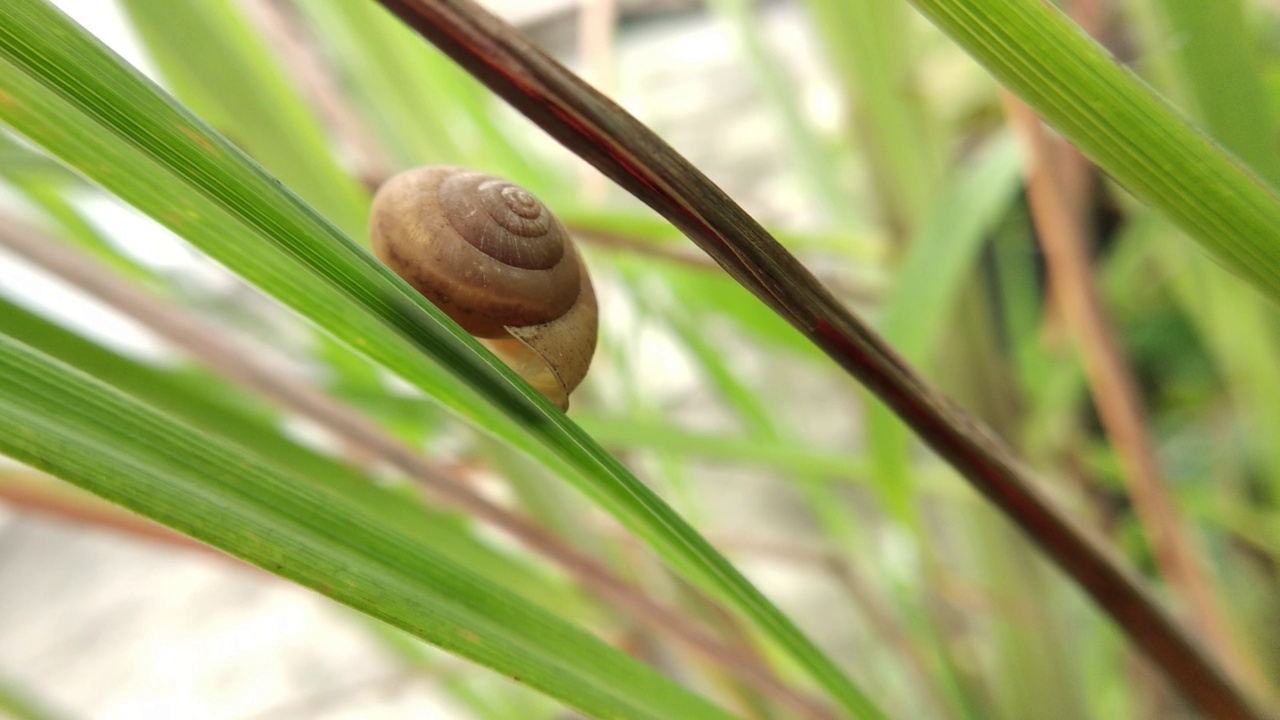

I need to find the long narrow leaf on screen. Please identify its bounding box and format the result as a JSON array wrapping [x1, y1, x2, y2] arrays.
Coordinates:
[[800, 0, 940, 233], [0, 3, 872, 716], [365, 1, 1265, 716], [116, 0, 370, 238], [296, 0, 538, 185], [0, 332, 739, 720], [1148, 0, 1280, 507], [903, 0, 1280, 298], [0, 294, 570, 606], [866, 133, 1023, 520]]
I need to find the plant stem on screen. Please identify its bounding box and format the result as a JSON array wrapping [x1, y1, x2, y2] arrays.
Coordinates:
[[1002, 90, 1251, 697], [367, 1, 1269, 717]]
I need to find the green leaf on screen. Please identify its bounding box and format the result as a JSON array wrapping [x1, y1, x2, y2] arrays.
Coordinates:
[[0, 674, 71, 720], [0, 133, 150, 280], [1149, 0, 1280, 186], [904, 0, 1280, 301], [0, 332, 739, 720], [576, 415, 870, 481], [864, 133, 1023, 518], [800, 0, 942, 233], [0, 3, 879, 715], [705, 0, 862, 229], [293, 0, 539, 186], [1145, 0, 1280, 502], [0, 294, 573, 608], [117, 0, 370, 238]]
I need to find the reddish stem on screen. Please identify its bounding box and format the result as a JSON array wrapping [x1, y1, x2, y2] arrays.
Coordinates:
[[368, 1, 1268, 717]]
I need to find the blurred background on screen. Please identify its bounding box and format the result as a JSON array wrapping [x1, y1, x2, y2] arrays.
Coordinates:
[[1, 0, 1278, 718]]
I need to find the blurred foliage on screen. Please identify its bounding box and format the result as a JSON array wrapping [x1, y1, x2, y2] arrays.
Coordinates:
[[0, 0, 1278, 718]]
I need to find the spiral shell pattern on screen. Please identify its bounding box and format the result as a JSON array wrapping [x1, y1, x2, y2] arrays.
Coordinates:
[[370, 166, 581, 338]]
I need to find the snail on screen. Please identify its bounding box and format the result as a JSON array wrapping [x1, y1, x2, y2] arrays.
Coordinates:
[[369, 166, 597, 411]]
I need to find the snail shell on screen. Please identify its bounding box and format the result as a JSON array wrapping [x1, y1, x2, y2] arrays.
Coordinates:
[[369, 166, 597, 411]]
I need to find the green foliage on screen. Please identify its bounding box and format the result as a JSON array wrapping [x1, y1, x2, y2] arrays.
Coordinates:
[[0, 1, 881, 715], [0, 332, 734, 720], [1, 0, 1279, 718]]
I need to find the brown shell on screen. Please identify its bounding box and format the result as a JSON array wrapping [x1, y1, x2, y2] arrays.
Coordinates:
[[370, 166, 581, 338], [491, 252, 597, 410], [370, 166, 597, 410]]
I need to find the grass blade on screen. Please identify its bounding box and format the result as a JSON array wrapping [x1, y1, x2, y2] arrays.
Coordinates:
[[799, 0, 941, 236], [705, 0, 861, 229], [367, 1, 1266, 716], [0, 214, 836, 720], [1149, 0, 1280, 186], [866, 133, 1022, 520], [116, 0, 370, 238], [294, 0, 538, 185], [901, 0, 1280, 300], [0, 3, 867, 715], [0, 332, 742, 720], [0, 675, 71, 720], [1145, 0, 1280, 506], [0, 293, 571, 605]]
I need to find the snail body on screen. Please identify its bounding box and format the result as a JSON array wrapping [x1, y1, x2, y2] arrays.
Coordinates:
[[369, 166, 596, 411]]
